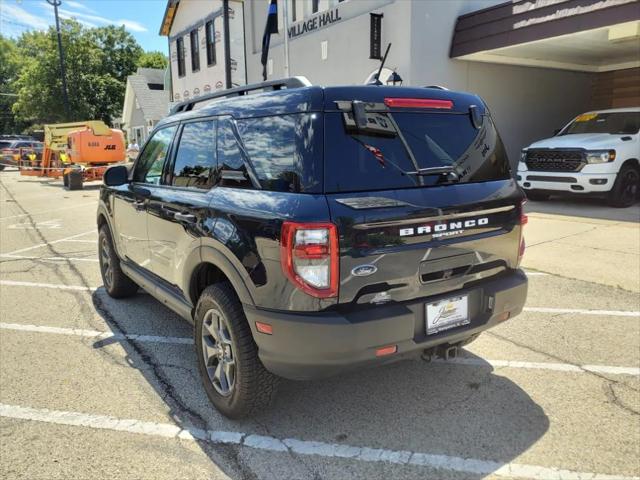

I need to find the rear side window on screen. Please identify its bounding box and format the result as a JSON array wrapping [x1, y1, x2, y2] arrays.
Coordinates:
[[217, 118, 252, 189], [324, 112, 511, 193], [172, 121, 216, 189], [236, 114, 322, 193]]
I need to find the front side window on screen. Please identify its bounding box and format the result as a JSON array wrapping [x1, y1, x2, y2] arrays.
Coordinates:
[[206, 20, 216, 66], [133, 126, 177, 185], [172, 120, 216, 189], [190, 29, 200, 72], [176, 37, 185, 77]]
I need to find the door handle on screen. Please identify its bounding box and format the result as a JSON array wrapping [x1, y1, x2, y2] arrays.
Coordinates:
[[174, 212, 196, 224], [133, 200, 146, 211]]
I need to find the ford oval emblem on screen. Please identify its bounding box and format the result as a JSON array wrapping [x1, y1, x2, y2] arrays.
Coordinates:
[[351, 264, 378, 277]]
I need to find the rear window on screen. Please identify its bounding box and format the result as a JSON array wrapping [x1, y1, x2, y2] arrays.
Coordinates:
[[0, 141, 12, 149], [324, 112, 511, 193]]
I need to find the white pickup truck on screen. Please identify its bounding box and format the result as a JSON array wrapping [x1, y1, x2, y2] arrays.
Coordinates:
[[518, 107, 639, 207]]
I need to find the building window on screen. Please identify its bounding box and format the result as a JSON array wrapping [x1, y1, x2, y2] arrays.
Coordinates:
[[176, 37, 185, 77], [206, 20, 216, 66], [312, 0, 319, 14], [190, 29, 200, 72], [291, 0, 297, 21]]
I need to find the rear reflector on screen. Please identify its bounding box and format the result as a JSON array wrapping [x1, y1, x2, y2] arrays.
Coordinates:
[[255, 322, 273, 335], [376, 345, 397, 357], [384, 98, 453, 109]]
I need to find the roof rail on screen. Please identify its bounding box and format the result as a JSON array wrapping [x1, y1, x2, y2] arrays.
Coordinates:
[[169, 76, 312, 115]]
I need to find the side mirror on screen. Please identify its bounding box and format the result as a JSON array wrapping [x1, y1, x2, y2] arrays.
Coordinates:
[[103, 165, 129, 187]]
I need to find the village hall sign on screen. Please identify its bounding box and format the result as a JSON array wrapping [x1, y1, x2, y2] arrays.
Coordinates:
[[288, 8, 342, 38]]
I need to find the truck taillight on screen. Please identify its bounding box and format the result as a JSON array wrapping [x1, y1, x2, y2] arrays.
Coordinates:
[[281, 222, 338, 298]]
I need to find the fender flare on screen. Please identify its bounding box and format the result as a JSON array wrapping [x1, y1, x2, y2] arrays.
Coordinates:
[[193, 245, 256, 307]]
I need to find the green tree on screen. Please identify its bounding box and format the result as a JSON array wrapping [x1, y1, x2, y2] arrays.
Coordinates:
[[12, 19, 143, 126], [138, 51, 168, 70], [0, 35, 28, 134]]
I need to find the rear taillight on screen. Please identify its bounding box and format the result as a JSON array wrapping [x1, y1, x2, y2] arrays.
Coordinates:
[[384, 98, 453, 109], [281, 222, 338, 298]]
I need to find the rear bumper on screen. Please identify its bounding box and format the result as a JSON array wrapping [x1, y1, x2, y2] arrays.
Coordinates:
[[245, 270, 528, 380], [517, 170, 616, 193]]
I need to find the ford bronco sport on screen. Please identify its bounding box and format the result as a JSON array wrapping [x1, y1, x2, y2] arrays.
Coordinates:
[[97, 78, 528, 418]]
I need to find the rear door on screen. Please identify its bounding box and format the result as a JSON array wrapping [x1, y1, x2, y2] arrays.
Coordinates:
[[324, 101, 524, 306]]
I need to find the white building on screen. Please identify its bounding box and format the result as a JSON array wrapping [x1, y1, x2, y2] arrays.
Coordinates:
[[160, 0, 640, 166], [121, 67, 171, 145]]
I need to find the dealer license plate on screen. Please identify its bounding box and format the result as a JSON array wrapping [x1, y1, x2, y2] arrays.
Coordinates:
[[426, 295, 469, 335]]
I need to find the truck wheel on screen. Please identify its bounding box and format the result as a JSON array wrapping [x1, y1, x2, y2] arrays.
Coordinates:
[[608, 164, 639, 208], [526, 190, 550, 201], [65, 170, 83, 190], [195, 282, 278, 418], [98, 225, 138, 298]]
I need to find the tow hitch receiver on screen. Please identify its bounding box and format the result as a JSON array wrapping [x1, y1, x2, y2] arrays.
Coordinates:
[[422, 344, 460, 362]]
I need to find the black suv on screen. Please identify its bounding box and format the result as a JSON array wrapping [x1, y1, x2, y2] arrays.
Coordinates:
[[98, 78, 528, 418]]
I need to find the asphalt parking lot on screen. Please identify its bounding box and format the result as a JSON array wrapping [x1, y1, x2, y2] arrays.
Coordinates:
[[0, 170, 638, 480]]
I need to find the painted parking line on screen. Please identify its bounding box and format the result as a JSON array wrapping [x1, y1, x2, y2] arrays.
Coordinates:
[[524, 307, 640, 317], [0, 403, 635, 480], [1, 229, 96, 256], [0, 280, 98, 292], [2, 322, 637, 377], [0, 254, 98, 263], [0, 202, 98, 221]]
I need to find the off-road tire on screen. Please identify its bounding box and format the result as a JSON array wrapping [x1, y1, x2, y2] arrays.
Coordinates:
[[195, 283, 278, 418], [65, 170, 83, 190], [608, 164, 639, 208], [526, 190, 550, 201], [98, 225, 138, 298]]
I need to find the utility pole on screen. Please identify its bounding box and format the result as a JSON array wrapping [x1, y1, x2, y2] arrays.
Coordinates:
[[282, 0, 290, 77], [46, 0, 70, 119], [222, 0, 232, 89]]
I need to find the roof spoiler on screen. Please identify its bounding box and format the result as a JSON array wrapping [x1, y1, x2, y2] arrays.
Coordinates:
[[169, 76, 312, 115]]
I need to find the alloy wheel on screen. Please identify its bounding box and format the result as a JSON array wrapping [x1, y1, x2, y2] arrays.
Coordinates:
[[100, 236, 113, 289], [621, 169, 639, 204], [201, 308, 236, 396]]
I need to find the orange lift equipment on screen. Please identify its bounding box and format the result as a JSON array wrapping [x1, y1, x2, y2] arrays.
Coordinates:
[[19, 121, 126, 190]]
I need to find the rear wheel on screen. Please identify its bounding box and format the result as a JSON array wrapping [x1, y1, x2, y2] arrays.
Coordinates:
[[526, 190, 550, 201], [98, 225, 138, 298], [608, 164, 639, 208], [195, 283, 278, 418]]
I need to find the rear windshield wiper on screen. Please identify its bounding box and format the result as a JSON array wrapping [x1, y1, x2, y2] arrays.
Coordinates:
[[404, 166, 459, 182]]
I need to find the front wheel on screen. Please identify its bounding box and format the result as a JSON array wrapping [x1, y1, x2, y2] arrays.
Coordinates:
[[608, 165, 639, 208], [195, 283, 278, 418], [98, 225, 138, 298]]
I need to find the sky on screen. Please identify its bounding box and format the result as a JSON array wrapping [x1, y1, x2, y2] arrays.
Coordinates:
[[0, 0, 169, 53]]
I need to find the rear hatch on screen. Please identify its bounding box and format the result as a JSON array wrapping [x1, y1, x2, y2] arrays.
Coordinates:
[[322, 87, 525, 306]]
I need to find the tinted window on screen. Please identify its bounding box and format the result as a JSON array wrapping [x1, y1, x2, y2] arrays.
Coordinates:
[[0, 141, 11, 149], [190, 29, 200, 72], [172, 121, 216, 189], [324, 112, 510, 193], [176, 37, 185, 77], [237, 114, 319, 192], [133, 126, 177, 184], [216, 118, 252, 189], [562, 112, 640, 135]]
